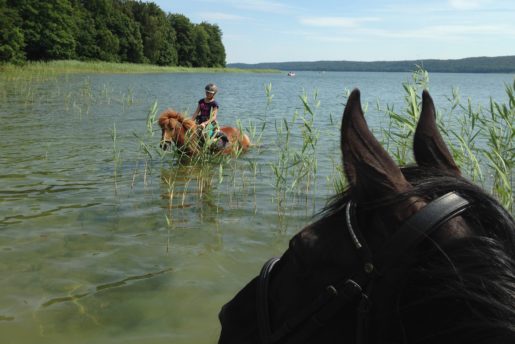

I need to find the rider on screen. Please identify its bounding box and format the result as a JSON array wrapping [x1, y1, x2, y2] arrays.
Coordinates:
[[192, 83, 220, 138]]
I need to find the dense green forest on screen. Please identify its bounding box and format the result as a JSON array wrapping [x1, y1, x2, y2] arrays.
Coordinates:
[[0, 0, 226, 67], [229, 56, 515, 73]]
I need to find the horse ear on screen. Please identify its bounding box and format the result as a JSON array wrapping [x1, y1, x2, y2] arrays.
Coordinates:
[[413, 90, 461, 175], [341, 89, 413, 203]]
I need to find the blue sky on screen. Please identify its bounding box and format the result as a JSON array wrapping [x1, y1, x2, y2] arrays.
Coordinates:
[[148, 0, 515, 64]]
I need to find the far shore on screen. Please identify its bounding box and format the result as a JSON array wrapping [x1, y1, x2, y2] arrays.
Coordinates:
[[0, 60, 281, 76]]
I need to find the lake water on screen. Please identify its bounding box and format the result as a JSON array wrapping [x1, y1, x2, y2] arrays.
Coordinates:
[[0, 71, 513, 343]]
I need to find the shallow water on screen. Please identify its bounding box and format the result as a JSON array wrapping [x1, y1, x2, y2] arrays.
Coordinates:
[[0, 71, 513, 343]]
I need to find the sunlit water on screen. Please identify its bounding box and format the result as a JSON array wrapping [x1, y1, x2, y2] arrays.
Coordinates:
[[0, 71, 513, 343]]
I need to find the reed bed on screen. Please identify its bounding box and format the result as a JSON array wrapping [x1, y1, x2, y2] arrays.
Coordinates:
[[126, 68, 513, 230], [3, 66, 510, 230], [380, 67, 513, 211], [0, 60, 279, 78]]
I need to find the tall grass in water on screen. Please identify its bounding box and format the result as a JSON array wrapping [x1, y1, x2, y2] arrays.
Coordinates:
[[481, 81, 514, 209], [132, 69, 512, 231], [380, 67, 513, 212], [111, 123, 122, 195], [269, 89, 322, 227], [131, 102, 257, 227]]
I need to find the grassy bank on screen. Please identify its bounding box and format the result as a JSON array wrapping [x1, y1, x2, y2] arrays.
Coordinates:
[[0, 60, 280, 77]]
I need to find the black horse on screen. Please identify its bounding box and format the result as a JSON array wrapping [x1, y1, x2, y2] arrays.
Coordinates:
[[218, 89, 515, 344]]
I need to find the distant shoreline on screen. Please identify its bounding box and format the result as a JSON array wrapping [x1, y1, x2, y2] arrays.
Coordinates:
[[228, 55, 515, 74]]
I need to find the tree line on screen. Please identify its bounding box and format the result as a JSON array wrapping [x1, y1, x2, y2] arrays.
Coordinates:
[[229, 56, 515, 73], [0, 0, 226, 67]]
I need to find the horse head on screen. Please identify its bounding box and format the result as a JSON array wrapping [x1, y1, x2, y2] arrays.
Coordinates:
[[158, 109, 199, 154], [218, 89, 515, 344]]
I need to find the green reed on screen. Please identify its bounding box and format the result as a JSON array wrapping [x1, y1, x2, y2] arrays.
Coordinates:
[[129, 69, 513, 231], [111, 123, 122, 195], [132, 107, 250, 220], [267, 88, 323, 227], [482, 82, 514, 210], [380, 67, 428, 165], [379, 67, 513, 212]]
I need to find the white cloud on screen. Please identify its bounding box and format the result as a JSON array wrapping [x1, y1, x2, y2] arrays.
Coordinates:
[[307, 35, 356, 43], [228, 0, 294, 14], [300, 17, 379, 28], [448, 0, 490, 10], [197, 12, 249, 21], [359, 24, 515, 40]]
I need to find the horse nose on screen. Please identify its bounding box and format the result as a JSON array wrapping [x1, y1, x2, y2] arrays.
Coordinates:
[[160, 141, 171, 151], [218, 303, 227, 323]]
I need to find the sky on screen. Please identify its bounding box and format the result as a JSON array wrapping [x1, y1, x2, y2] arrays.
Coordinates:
[[147, 0, 515, 64]]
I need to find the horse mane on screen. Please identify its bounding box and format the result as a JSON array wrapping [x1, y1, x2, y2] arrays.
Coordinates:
[[158, 108, 197, 132], [158, 109, 198, 151], [322, 166, 515, 343]]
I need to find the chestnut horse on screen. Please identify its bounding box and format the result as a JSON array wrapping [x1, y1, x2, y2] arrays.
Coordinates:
[[158, 109, 250, 155], [218, 89, 515, 344]]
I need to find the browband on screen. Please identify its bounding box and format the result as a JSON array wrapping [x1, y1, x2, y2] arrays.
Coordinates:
[[376, 191, 471, 271]]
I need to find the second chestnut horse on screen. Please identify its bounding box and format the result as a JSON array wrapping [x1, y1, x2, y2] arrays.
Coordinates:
[[158, 109, 250, 155]]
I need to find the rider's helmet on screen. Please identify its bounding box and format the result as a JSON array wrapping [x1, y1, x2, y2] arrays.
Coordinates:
[[205, 83, 218, 94]]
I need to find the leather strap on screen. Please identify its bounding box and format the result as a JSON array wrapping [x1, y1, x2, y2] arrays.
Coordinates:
[[376, 192, 470, 271], [255, 192, 471, 344], [257, 257, 280, 344]]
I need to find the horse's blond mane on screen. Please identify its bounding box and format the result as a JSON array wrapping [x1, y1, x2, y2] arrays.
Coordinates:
[[158, 109, 196, 132]]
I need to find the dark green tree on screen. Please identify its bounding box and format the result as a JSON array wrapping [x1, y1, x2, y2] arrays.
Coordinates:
[[199, 22, 226, 67], [0, 0, 26, 64], [192, 25, 210, 67], [78, 0, 144, 63], [0, 0, 227, 67], [130, 1, 177, 65], [110, 12, 145, 63], [169, 13, 194, 67], [12, 0, 77, 60], [76, 0, 119, 61]]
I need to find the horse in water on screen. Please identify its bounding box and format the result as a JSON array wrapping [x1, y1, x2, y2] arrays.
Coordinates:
[[218, 89, 515, 344], [158, 109, 251, 155]]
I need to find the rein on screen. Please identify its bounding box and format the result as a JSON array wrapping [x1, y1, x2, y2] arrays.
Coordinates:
[[256, 191, 471, 344]]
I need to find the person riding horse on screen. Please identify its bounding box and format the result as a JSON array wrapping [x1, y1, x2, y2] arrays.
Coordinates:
[[192, 83, 229, 148]]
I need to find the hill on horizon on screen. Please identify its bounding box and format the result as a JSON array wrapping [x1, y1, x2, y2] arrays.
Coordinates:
[[228, 55, 515, 73]]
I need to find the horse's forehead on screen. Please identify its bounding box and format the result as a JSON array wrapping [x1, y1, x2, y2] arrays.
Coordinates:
[[292, 216, 353, 263], [297, 224, 320, 247]]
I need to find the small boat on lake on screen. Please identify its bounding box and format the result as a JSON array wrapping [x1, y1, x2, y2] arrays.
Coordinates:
[[287, 71, 296, 77]]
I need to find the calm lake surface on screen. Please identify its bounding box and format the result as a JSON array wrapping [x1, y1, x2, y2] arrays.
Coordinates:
[[1, 71, 513, 343]]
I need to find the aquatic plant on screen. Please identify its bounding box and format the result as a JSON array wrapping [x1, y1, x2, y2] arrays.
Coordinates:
[[379, 67, 513, 211], [130, 68, 513, 227]]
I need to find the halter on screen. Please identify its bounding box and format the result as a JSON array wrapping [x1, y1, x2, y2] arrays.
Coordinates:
[[257, 192, 471, 344]]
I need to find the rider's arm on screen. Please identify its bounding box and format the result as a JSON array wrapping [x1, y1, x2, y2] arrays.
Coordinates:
[[192, 104, 200, 121], [200, 106, 218, 128], [208, 107, 218, 124]]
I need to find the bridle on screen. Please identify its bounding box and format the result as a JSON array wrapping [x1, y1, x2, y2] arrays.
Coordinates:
[[256, 192, 471, 344]]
